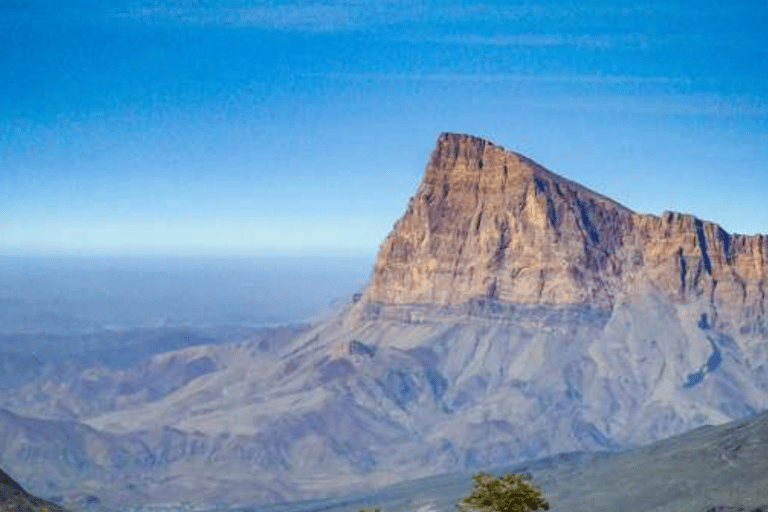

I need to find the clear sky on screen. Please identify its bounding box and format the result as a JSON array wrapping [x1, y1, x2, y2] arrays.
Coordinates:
[[2, 0, 767, 256]]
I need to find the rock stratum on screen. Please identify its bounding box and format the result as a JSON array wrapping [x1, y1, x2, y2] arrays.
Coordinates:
[[366, 132, 768, 334], [3, 133, 768, 510]]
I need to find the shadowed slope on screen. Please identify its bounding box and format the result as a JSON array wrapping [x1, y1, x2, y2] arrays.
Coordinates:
[[0, 468, 69, 512], [258, 409, 768, 512]]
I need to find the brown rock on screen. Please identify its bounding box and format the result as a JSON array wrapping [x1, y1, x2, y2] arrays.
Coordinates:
[[364, 132, 768, 334]]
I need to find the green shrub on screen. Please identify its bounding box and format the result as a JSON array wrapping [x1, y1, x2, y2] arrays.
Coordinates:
[[455, 472, 550, 512]]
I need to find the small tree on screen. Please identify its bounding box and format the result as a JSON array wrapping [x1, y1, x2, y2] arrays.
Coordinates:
[[456, 472, 550, 512]]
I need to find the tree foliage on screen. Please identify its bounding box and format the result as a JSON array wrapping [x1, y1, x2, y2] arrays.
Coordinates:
[[455, 472, 550, 512]]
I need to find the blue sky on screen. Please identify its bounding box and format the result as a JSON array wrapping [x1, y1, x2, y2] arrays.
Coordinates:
[[2, 0, 767, 256]]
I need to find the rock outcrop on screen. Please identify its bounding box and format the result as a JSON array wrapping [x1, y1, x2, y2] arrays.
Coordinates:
[[365, 132, 768, 335], [0, 468, 69, 512]]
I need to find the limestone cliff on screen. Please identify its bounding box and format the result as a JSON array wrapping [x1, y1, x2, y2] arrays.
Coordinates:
[[364, 132, 768, 334]]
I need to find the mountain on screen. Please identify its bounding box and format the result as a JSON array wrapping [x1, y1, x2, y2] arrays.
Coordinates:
[[0, 407, 303, 508], [0, 324, 309, 421], [0, 467, 70, 512], [365, 133, 768, 330], [3, 133, 768, 509]]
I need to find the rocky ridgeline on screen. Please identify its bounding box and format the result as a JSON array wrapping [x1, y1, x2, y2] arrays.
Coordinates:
[[365, 132, 768, 335]]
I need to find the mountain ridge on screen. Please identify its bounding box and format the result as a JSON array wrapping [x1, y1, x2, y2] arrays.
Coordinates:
[[363, 132, 768, 334]]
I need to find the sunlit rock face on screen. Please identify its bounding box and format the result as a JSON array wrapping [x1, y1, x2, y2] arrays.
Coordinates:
[[365, 132, 768, 335]]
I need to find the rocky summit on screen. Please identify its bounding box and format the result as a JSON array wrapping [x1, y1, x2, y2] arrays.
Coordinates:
[[366, 132, 768, 334], [3, 133, 768, 510]]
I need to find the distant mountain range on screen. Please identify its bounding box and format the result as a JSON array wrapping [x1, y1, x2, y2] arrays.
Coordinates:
[[0, 324, 309, 420], [1, 133, 767, 511]]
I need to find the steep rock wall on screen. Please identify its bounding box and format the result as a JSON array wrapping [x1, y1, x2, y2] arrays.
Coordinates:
[[363, 133, 768, 334]]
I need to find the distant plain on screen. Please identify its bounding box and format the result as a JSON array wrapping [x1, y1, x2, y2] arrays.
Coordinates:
[[0, 255, 373, 332]]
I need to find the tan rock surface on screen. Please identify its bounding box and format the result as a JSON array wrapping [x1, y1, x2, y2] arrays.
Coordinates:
[[364, 133, 768, 334]]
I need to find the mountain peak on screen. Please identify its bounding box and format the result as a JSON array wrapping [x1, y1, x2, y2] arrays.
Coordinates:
[[430, 132, 632, 213], [362, 133, 768, 333]]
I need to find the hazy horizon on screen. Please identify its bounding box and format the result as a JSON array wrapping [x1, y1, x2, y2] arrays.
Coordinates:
[[0, 254, 373, 333]]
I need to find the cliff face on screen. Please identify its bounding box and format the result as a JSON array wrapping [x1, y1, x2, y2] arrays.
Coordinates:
[[364, 132, 768, 333]]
